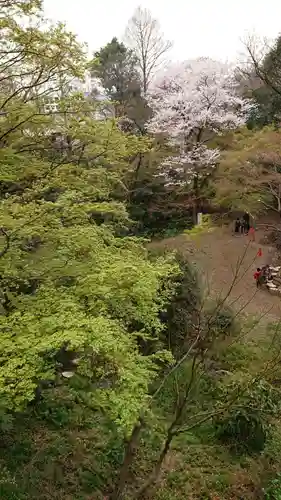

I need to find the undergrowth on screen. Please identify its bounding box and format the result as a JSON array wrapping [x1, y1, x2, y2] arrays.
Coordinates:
[[1, 246, 281, 500], [0, 323, 280, 500]]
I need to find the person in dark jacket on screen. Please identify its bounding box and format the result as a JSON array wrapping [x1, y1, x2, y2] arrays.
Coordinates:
[[243, 212, 250, 234], [234, 218, 241, 234]]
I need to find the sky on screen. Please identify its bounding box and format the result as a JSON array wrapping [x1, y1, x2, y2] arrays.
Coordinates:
[[43, 0, 281, 63]]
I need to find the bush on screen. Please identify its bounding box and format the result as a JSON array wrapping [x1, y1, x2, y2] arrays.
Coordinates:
[[159, 253, 201, 357], [207, 304, 238, 338], [215, 408, 267, 454], [214, 379, 281, 455], [128, 176, 193, 238], [264, 474, 281, 500]]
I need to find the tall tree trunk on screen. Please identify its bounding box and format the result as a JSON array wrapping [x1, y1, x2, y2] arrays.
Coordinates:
[[192, 201, 198, 226], [135, 430, 173, 499], [135, 355, 199, 498], [192, 174, 199, 225], [109, 420, 144, 500], [276, 182, 281, 216]]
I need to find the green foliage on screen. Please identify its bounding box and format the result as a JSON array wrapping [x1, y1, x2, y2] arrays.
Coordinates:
[[0, 171, 178, 426], [248, 86, 281, 129], [128, 144, 194, 237], [247, 36, 281, 129], [207, 304, 238, 338], [90, 37, 150, 130], [215, 379, 281, 454], [159, 252, 201, 357], [215, 408, 267, 453], [0, 400, 124, 499], [216, 126, 281, 214], [91, 37, 140, 103], [264, 474, 281, 500], [0, 0, 180, 437]]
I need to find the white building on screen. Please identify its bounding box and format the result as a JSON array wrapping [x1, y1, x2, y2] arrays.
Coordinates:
[[42, 71, 114, 119], [68, 71, 95, 95]]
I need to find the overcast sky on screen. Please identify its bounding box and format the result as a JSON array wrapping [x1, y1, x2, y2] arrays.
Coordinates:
[[43, 0, 281, 63]]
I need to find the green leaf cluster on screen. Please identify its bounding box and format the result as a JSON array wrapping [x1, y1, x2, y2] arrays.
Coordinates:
[[0, 1, 179, 434]]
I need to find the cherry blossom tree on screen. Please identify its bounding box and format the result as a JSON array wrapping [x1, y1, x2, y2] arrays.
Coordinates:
[[147, 58, 252, 222]]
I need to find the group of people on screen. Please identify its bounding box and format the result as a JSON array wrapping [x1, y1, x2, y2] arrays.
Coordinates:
[[234, 212, 251, 235], [254, 264, 272, 288]]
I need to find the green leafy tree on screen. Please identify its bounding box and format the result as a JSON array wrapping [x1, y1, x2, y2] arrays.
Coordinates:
[[90, 37, 150, 132], [215, 126, 281, 216], [0, 112, 174, 427], [0, 0, 178, 436], [244, 35, 281, 128], [127, 140, 194, 236]]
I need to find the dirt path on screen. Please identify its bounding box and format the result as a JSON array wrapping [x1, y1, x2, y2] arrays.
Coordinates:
[[152, 227, 281, 324]]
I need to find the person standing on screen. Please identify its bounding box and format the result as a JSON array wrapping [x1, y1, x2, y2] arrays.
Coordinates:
[[243, 212, 250, 234], [249, 225, 255, 241], [254, 268, 262, 287], [234, 217, 241, 234], [249, 218, 257, 241]]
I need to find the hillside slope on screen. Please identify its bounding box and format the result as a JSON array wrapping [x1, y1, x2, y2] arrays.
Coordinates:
[[152, 226, 281, 324]]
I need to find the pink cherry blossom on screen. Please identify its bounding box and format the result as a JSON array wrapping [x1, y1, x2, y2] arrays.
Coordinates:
[[147, 58, 252, 186]]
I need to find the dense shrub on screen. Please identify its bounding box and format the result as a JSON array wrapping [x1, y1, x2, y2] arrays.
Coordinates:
[[208, 304, 238, 338], [214, 379, 281, 455], [127, 167, 193, 238], [264, 474, 281, 500], [159, 253, 201, 357], [215, 408, 267, 453]]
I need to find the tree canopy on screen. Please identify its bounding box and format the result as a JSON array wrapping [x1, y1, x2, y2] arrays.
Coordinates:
[[147, 58, 252, 221], [90, 37, 150, 132], [0, 0, 179, 433], [2, 3, 281, 500], [216, 126, 281, 215], [243, 35, 281, 128]]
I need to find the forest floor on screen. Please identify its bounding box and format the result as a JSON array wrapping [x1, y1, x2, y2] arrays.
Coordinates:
[[151, 224, 281, 331], [149, 223, 281, 500], [3, 223, 281, 500]]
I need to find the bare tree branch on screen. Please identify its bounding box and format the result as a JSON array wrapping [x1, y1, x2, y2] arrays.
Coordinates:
[[242, 34, 281, 97], [124, 6, 172, 94], [0, 228, 10, 259]]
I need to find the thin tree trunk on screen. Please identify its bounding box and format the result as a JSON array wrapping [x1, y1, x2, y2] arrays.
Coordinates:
[[135, 430, 173, 498], [277, 185, 281, 215], [277, 193, 281, 219], [192, 201, 198, 226], [135, 355, 199, 498], [192, 174, 199, 225], [109, 420, 144, 500]]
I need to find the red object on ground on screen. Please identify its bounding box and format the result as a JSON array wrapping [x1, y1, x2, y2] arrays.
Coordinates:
[[257, 248, 262, 257], [254, 270, 261, 280], [249, 227, 255, 241]]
